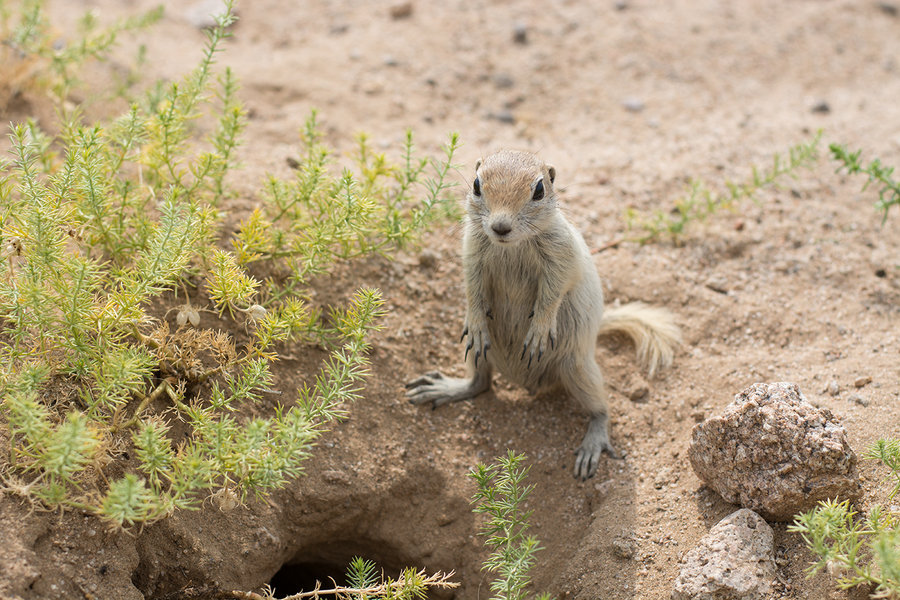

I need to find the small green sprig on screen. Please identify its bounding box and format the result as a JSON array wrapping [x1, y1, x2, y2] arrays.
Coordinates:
[[235, 112, 460, 293], [470, 451, 552, 600], [831, 143, 900, 223], [626, 131, 821, 243], [0, 0, 162, 105]]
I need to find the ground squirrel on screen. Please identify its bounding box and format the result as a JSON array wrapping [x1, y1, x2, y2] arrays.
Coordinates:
[[406, 150, 681, 479]]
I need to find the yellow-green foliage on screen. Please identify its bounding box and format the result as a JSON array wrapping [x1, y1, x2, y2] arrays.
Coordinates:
[[625, 132, 821, 244], [0, 0, 162, 107], [0, 1, 458, 526]]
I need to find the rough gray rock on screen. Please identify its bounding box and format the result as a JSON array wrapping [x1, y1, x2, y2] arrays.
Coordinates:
[[689, 382, 859, 521], [672, 509, 775, 600]]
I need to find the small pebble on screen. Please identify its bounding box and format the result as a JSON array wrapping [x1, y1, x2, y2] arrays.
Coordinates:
[[614, 0, 629, 9], [854, 376, 872, 388], [389, 1, 414, 19], [824, 380, 840, 396], [513, 23, 528, 44], [493, 72, 515, 89], [184, 0, 232, 29], [488, 110, 516, 124], [418, 248, 439, 268], [629, 385, 649, 402], [811, 100, 830, 114], [622, 97, 645, 112], [878, 2, 898, 17], [611, 535, 637, 559], [848, 394, 869, 407]]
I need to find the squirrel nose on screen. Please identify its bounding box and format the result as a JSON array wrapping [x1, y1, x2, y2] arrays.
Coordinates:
[[491, 221, 512, 236]]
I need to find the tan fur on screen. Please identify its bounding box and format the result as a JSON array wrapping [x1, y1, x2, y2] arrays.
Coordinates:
[[599, 302, 681, 378], [407, 151, 681, 479]]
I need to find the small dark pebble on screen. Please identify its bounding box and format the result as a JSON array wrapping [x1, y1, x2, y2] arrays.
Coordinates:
[[418, 248, 439, 268], [811, 100, 831, 114], [513, 23, 528, 44], [875, 268, 887, 278], [286, 156, 301, 169], [489, 110, 516, 124], [389, 1, 414, 19], [878, 2, 898, 16]]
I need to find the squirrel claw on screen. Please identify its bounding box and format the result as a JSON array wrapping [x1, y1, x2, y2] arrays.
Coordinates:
[[459, 326, 469, 343]]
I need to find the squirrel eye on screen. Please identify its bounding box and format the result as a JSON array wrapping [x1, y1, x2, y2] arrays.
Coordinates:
[[473, 177, 481, 196], [532, 179, 544, 201]]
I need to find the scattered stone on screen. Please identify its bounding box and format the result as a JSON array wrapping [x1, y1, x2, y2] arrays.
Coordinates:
[[383, 55, 399, 67], [321, 470, 351, 485], [875, 267, 887, 277], [513, 23, 528, 44], [628, 384, 649, 402], [824, 379, 840, 396], [704, 275, 729, 294], [614, 0, 629, 10], [878, 2, 898, 17], [418, 248, 439, 269], [854, 376, 872, 388], [611, 534, 638, 559], [389, 1, 414, 19], [184, 0, 233, 29], [622, 97, 645, 112], [688, 382, 859, 521], [493, 72, 515, 89], [811, 100, 831, 114], [488, 110, 516, 124], [848, 393, 869, 407], [672, 509, 775, 600]]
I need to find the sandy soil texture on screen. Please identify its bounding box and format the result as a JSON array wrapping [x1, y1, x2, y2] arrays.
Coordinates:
[[2, 1, 900, 599]]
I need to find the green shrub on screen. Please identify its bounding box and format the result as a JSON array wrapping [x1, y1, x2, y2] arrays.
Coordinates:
[[790, 440, 900, 597], [470, 451, 553, 600], [0, 0, 162, 107], [625, 132, 821, 244], [831, 143, 900, 223], [0, 0, 458, 526]]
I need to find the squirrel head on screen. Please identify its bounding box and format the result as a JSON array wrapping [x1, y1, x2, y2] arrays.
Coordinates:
[[467, 151, 557, 245]]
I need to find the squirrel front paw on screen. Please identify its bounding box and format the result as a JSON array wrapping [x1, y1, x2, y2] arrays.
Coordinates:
[[461, 320, 491, 367], [520, 317, 557, 368]]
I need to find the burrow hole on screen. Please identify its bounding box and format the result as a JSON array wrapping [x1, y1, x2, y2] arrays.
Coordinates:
[[268, 539, 409, 598]]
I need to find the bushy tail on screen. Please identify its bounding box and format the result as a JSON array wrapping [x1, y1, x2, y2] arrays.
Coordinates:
[[598, 302, 681, 378]]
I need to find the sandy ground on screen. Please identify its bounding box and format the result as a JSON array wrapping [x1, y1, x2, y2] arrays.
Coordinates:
[[2, 0, 900, 598]]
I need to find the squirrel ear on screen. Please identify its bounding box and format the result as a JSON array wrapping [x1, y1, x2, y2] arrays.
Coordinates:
[[475, 159, 482, 171], [548, 165, 556, 183]]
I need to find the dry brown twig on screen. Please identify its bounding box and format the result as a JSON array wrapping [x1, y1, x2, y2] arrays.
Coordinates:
[[212, 569, 459, 600]]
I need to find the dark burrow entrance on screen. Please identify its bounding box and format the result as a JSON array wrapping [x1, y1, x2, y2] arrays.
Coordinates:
[[269, 561, 351, 597], [268, 541, 406, 598]]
